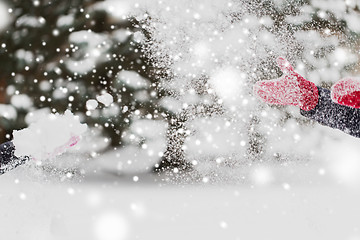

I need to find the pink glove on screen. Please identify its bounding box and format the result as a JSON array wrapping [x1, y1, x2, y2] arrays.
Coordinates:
[[331, 77, 360, 108], [253, 57, 319, 111]]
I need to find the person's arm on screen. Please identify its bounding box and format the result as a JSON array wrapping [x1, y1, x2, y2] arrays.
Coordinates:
[[300, 87, 360, 138], [0, 141, 29, 175]]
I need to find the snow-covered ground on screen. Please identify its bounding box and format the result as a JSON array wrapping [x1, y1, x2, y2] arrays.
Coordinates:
[[1, 161, 359, 240], [2, 1, 360, 239]]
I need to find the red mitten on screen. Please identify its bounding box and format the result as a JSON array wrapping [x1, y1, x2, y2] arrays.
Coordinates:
[[331, 77, 360, 108], [253, 57, 319, 111]]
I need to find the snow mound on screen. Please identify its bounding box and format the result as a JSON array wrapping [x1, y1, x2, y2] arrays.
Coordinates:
[[12, 110, 87, 161]]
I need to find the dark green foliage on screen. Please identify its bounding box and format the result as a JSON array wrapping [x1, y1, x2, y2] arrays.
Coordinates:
[[0, 0, 166, 147]]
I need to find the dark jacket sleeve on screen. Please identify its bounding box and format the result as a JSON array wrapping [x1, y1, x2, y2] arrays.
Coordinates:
[[300, 87, 360, 138], [0, 141, 16, 165], [0, 141, 29, 175]]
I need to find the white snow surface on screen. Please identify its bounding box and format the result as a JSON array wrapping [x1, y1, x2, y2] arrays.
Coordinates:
[[12, 110, 87, 160], [1, 163, 360, 240]]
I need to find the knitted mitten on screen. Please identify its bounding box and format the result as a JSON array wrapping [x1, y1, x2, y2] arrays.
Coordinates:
[[254, 57, 318, 111]]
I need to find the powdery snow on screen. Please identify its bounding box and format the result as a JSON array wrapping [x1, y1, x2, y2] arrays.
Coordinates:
[[0, 167, 360, 240], [209, 67, 247, 107]]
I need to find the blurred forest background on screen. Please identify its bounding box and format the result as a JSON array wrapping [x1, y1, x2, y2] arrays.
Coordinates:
[[1, 0, 360, 179]]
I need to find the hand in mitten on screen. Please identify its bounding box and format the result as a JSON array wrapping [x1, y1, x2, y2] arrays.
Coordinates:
[[331, 77, 360, 108], [12, 110, 87, 161], [0, 136, 81, 175], [253, 57, 319, 111]]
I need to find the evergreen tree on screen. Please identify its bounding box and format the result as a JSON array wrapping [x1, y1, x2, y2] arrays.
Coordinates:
[[137, 0, 360, 180], [0, 0, 165, 150]]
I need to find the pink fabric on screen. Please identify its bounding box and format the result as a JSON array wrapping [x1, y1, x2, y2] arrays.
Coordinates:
[[51, 135, 80, 157], [253, 57, 319, 111], [38, 135, 80, 160], [331, 77, 360, 108], [29, 135, 80, 161]]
